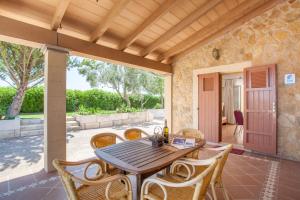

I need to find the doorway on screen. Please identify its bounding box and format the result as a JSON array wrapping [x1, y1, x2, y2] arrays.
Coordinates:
[[195, 62, 277, 155], [221, 73, 244, 146]]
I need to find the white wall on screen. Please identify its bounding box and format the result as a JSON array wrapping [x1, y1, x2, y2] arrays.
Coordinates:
[[222, 73, 244, 113]]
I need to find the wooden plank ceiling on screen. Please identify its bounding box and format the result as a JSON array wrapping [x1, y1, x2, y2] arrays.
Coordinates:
[[0, 0, 283, 72]]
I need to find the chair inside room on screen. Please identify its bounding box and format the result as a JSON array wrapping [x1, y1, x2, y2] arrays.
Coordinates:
[[124, 128, 150, 140], [53, 159, 133, 200], [233, 110, 244, 135]]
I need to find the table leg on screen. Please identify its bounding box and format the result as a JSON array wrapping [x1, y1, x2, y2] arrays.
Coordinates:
[[131, 174, 142, 200]]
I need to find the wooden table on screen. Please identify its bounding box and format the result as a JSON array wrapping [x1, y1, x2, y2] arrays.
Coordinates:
[[95, 139, 204, 200]]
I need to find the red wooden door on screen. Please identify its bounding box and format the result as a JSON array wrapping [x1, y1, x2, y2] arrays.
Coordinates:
[[244, 64, 277, 155], [198, 73, 221, 143]]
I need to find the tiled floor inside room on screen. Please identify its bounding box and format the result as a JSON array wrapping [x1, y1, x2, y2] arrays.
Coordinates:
[[222, 124, 243, 146]]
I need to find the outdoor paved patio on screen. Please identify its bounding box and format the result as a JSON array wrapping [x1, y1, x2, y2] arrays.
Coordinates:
[[0, 120, 163, 178], [0, 120, 300, 200]]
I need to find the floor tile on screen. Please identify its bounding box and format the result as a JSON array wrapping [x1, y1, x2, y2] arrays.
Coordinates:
[[226, 185, 255, 199]]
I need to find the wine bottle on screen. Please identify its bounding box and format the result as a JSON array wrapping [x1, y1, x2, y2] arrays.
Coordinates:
[[163, 119, 169, 143]]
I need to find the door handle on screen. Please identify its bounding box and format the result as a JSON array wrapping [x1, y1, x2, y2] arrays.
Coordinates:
[[272, 102, 276, 112]]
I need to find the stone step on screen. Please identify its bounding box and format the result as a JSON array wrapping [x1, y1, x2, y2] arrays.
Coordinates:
[[67, 125, 81, 132], [21, 122, 79, 131], [21, 119, 44, 125], [21, 124, 44, 131], [66, 121, 79, 127], [21, 117, 77, 124], [66, 116, 76, 121], [20, 130, 43, 137], [21, 125, 81, 135]]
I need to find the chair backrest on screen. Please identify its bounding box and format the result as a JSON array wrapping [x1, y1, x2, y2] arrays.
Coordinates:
[[90, 133, 124, 149], [192, 159, 218, 200], [53, 159, 79, 200], [234, 110, 244, 125], [124, 128, 149, 140], [211, 144, 233, 185], [176, 128, 205, 140]]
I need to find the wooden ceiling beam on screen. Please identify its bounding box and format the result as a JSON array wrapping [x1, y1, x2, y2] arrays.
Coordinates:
[[118, 0, 181, 51], [161, 0, 283, 61], [90, 0, 131, 43], [51, 0, 71, 31], [140, 0, 222, 57], [0, 15, 171, 74]]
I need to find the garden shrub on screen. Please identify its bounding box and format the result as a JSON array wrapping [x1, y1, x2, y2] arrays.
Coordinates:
[[116, 104, 142, 113], [0, 87, 16, 114], [129, 94, 160, 109], [21, 87, 44, 113], [154, 103, 162, 109], [0, 87, 162, 113]]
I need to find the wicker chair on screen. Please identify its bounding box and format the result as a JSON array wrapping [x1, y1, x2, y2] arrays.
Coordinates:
[[90, 133, 125, 149], [124, 128, 150, 141], [172, 144, 233, 200], [90, 133, 125, 173], [175, 128, 205, 140], [53, 159, 133, 200], [175, 128, 205, 159], [140, 158, 218, 200]]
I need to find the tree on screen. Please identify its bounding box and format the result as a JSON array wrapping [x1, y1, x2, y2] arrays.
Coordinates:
[[0, 41, 44, 118], [141, 73, 164, 107], [69, 57, 164, 108]]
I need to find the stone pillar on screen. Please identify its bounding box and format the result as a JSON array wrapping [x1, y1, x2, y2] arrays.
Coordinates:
[[164, 75, 172, 132], [43, 45, 69, 172]]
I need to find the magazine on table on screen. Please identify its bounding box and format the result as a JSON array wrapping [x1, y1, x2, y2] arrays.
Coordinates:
[[171, 137, 196, 149]]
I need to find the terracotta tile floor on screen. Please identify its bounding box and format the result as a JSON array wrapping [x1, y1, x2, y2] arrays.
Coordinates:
[[1, 149, 300, 200], [222, 124, 243, 145]]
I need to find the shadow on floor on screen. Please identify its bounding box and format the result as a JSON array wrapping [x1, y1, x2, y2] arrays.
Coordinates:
[[0, 136, 43, 172]]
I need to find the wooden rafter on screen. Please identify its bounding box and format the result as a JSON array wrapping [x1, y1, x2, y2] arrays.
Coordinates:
[[140, 0, 222, 57], [118, 0, 181, 51], [90, 0, 131, 43], [0, 16, 171, 74], [51, 0, 71, 31], [161, 0, 283, 61]]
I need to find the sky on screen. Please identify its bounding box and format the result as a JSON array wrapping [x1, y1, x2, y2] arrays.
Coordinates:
[[0, 67, 117, 91], [66, 68, 91, 90], [0, 68, 92, 90]]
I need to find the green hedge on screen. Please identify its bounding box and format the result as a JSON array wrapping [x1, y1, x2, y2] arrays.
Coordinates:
[[0, 87, 15, 114], [22, 87, 44, 113], [0, 87, 161, 113]]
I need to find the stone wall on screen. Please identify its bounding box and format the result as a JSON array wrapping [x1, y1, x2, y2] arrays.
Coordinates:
[[172, 0, 300, 161], [75, 111, 154, 130]]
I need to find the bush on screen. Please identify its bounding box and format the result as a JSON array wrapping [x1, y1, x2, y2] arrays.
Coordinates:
[[0, 106, 6, 117], [21, 87, 44, 113], [129, 94, 161, 109], [116, 104, 142, 113], [77, 105, 117, 115], [0, 87, 16, 114], [154, 103, 162, 109], [0, 87, 161, 113]]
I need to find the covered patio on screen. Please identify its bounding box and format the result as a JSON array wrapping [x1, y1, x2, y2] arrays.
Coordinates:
[[0, 0, 300, 199]]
